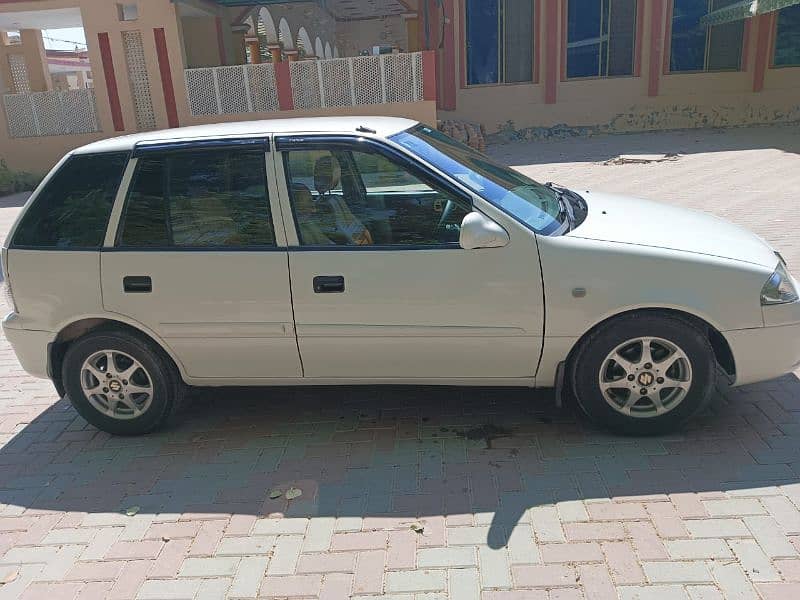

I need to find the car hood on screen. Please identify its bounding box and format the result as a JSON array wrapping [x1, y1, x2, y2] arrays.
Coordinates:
[[568, 191, 778, 268]]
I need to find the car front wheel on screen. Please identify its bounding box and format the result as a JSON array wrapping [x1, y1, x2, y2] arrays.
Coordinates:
[[62, 330, 181, 435], [570, 312, 716, 435]]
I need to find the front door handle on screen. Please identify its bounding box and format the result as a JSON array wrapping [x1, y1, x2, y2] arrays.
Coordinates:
[[313, 275, 345, 294], [123, 276, 152, 294]]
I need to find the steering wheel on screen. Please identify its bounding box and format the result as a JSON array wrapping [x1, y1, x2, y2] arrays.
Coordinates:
[[435, 199, 456, 234]]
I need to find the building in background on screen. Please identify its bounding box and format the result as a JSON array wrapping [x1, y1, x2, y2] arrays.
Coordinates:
[[47, 48, 92, 90], [0, 0, 798, 172]]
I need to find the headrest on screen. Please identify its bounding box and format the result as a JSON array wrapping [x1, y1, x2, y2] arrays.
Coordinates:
[[314, 155, 341, 195]]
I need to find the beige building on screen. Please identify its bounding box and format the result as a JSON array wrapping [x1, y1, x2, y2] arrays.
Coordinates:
[[0, 0, 798, 173]]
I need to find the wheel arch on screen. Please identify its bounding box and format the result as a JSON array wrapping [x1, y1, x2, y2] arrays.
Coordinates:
[[49, 317, 186, 396], [563, 307, 736, 383]]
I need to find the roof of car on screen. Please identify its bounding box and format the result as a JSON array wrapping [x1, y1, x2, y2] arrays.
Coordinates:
[[72, 116, 419, 155]]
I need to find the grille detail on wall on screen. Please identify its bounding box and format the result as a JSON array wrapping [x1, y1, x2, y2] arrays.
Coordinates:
[[185, 64, 280, 116], [3, 89, 101, 138], [184, 52, 426, 116], [290, 52, 425, 110], [289, 60, 322, 110], [8, 54, 32, 94], [122, 30, 157, 131]]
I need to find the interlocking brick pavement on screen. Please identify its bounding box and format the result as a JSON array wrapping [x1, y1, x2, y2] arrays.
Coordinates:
[[1, 125, 800, 599]]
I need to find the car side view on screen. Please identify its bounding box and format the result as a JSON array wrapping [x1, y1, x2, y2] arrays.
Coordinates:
[[2, 117, 800, 436]]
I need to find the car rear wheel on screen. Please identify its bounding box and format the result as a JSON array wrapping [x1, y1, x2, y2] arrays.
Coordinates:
[[62, 330, 181, 435], [570, 312, 716, 435]]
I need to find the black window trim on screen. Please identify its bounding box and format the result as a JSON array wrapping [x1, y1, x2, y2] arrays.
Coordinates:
[[132, 137, 270, 156], [9, 151, 131, 252], [277, 135, 474, 252], [114, 140, 278, 251]]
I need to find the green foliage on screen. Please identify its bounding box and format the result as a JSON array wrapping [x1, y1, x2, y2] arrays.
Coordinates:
[[0, 159, 41, 196]]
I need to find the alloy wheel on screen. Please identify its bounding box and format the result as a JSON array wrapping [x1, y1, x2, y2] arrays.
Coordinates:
[[598, 337, 693, 419], [80, 350, 154, 420]]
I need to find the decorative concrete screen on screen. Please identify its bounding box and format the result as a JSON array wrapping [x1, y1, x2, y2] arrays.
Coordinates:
[[122, 30, 157, 131], [291, 52, 424, 110], [185, 52, 425, 117], [185, 63, 280, 116], [8, 54, 32, 95], [3, 89, 101, 138]]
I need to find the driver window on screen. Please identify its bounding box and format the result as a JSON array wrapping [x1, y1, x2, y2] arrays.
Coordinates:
[[284, 147, 471, 247]]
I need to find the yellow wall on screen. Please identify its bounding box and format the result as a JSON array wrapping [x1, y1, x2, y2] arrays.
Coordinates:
[[181, 16, 221, 68], [0, 28, 51, 94], [449, 1, 800, 136]]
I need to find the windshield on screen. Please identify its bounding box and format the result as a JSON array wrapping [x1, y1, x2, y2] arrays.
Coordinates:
[[390, 125, 566, 235]]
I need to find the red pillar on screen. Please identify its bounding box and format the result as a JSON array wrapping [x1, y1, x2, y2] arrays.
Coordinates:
[[648, 0, 665, 97], [154, 28, 179, 128], [422, 50, 437, 101], [97, 32, 124, 132], [544, 0, 558, 104], [634, 0, 646, 77], [275, 61, 294, 111], [439, 0, 457, 111], [752, 13, 774, 92]]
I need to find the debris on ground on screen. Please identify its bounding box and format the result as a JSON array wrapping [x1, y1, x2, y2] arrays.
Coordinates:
[[602, 153, 681, 165], [1, 570, 19, 584], [285, 487, 302, 500], [409, 521, 425, 534]]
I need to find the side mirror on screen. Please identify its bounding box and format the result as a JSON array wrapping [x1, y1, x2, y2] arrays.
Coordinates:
[[459, 212, 510, 250]]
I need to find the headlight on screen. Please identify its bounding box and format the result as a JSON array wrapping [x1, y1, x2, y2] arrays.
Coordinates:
[[761, 263, 799, 306]]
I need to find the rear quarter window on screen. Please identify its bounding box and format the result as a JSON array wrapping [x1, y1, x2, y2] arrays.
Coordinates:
[[11, 152, 129, 249]]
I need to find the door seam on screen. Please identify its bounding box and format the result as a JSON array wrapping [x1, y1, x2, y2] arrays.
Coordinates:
[[285, 252, 305, 377]]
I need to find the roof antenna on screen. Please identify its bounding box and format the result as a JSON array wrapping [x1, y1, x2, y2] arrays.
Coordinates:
[[356, 125, 377, 134]]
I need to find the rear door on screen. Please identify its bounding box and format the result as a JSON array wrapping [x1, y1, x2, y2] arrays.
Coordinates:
[[101, 139, 301, 381]]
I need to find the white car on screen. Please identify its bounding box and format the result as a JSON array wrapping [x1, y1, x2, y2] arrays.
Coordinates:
[[2, 117, 799, 436]]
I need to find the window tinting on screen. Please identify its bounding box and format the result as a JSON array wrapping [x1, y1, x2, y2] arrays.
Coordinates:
[[466, 0, 534, 85], [670, 0, 743, 72], [118, 148, 274, 248], [567, 0, 637, 78], [12, 152, 128, 249], [775, 5, 800, 67], [284, 148, 470, 247]]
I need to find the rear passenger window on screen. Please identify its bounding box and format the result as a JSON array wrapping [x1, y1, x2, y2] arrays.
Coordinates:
[[11, 152, 129, 249], [118, 147, 274, 248]]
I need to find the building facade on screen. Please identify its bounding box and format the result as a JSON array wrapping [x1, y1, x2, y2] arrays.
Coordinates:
[[0, 0, 798, 172]]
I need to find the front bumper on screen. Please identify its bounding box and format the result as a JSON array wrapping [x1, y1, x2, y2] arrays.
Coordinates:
[[725, 302, 800, 386], [2, 313, 54, 380]]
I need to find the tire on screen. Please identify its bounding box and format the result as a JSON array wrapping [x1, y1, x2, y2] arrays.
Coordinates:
[[570, 312, 716, 435], [62, 329, 181, 435]]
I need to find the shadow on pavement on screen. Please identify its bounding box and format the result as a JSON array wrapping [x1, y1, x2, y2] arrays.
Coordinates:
[[1, 375, 799, 549], [0, 192, 31, 209]]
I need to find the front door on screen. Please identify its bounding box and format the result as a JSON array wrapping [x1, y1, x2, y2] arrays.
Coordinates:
[[101, 140, 302, 381], [276, 136, 544, 381]]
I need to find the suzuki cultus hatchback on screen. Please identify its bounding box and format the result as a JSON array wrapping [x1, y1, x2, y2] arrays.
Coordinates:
[[3, 117, 800, 435]]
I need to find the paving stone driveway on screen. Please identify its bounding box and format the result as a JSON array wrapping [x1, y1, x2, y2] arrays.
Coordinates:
[[2, 126, 800, 599]]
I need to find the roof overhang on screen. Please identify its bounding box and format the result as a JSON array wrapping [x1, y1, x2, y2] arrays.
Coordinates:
[[0, 8, 83, 31], [700, 0, 800, 26]]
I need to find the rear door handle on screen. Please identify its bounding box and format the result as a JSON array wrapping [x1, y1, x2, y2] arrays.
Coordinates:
[[313, 275, 345, 294], [123, 276, 152, 294]]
